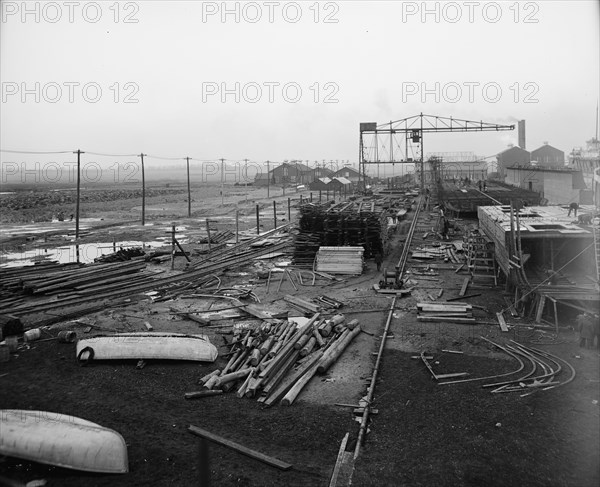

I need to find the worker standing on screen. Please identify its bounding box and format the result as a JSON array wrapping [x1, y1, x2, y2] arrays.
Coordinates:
[[567, 202, 579, 217]]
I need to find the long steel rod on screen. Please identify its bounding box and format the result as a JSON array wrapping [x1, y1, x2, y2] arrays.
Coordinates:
[[439, 337, 526, 385], [354, 295, 397, 460]]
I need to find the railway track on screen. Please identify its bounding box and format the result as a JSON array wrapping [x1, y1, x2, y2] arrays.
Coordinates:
[[340, 195, 426, 478]]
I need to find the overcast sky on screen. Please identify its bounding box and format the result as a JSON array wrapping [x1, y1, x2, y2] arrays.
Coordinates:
[[1, 0, 599, 179]]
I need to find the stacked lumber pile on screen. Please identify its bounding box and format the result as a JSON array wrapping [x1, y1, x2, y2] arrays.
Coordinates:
[[0, 260, 149, 301], [189, 225, 292, 270], [416, 302, 475, 323], [94, 247, 145, 263], [193, 313, 361, 406], [197, 230, 234, 245], [411, 244, 464, 264], [293, 199, 388, 265], [315, 247, 364, 275]]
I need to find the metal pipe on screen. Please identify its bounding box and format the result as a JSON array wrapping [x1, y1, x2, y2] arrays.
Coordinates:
[[354, 296, 397, 459]]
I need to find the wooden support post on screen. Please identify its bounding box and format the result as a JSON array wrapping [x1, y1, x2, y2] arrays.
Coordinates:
[[171, 225, 176, 270], [459, 277, 470, 297], [174, 239, 191, 263], [273, 200, 277, 230], [205, 219, 212, 253], [287, 197, 291, 222], [256, 204, 260, 235], [235, 209, 239, 244], [535, 295, 546, 323], [310, 192, 313, 202], [551, 297, 559, 335]]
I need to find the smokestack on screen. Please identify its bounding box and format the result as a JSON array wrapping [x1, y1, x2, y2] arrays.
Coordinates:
[[518, 120, 526, 149]]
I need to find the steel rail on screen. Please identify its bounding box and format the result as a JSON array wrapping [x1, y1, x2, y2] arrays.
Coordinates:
[[515, 341, 576, 390], [483, 345, 538, 389], [438, 337, 526, 385], [529, 345, 576, 391], [492, 343, 561, 393], [395, 195, 424, 285]]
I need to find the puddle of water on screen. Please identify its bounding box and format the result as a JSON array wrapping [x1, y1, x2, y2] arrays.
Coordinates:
[[0, 219, 103, 237], [0, 240, 173, 268]]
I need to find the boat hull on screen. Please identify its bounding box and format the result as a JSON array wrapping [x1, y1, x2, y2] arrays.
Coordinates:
[[76, 332, 218, 362], [0, 409, 128, 473]]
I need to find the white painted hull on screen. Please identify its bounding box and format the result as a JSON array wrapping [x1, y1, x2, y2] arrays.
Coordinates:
[[76, 332, 218, 362], [0, 409, 128, 473]]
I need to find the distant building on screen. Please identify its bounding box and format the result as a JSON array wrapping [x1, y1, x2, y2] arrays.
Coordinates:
[[530, 143, 565, 167], [308, 167, 334, 182], [253, 172, 273, 187], [424, 159, 487, 182], [309, 176, 353, 196], [496, 146, 530, 179], [254, 162, 311, 186], [505, 166, 589, 205], [271, 162, 312, 185], [332, 166, 362, 184], [309, 177, 332, 191]]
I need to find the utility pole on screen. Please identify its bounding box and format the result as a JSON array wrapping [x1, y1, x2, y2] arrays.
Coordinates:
[[139, 153, 147, 225], [220, 158, 225, 206], [244, 158, 249, 202], [73, 149, 84, 263], [266, 160, 270, 198], [186, 157, 191, 217]]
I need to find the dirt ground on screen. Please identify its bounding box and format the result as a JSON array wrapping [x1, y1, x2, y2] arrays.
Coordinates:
[[1, 184, 599, 486]]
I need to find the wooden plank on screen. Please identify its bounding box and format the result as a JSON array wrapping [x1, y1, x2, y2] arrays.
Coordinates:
[[329, 433, 350, 487], [496, 312, 509, 332], [535, 295, 546, 323], [417, 316, 476, 323], [459, 277, 470, 297], [446, 293, 481, 302], [188, 425, 292, 471], [184, 390, 223, 399]]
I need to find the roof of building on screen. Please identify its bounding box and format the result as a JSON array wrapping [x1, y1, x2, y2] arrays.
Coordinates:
[[333, 177, 352, 185], [332, 166, 360, 176], [497, 146, 530, 156], [531, 144, 564, 155]]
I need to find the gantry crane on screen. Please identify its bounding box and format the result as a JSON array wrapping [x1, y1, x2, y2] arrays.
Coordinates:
[[359, 113, 515, 192]]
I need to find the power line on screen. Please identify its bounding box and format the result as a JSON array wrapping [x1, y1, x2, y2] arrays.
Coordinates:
[[85, 151, 139, 157], [0, 149, 72, 154], [145, 154, 186, 161]]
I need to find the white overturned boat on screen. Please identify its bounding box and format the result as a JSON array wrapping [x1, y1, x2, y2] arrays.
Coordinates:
[[0, 409, 128, 473], [76, 332, 218, 363]]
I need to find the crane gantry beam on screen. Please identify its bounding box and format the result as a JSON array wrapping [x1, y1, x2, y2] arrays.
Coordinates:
[[358, 113, 515, 191]]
